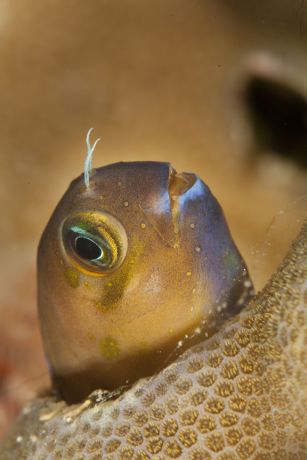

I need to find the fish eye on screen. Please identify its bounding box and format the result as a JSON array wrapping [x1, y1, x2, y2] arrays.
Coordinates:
[[62, 212, 128, 274], [69, 228, 113, 269], [74, 236, 102, 261]]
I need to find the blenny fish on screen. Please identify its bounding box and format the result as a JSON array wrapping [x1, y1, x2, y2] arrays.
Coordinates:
[[1, 134, 306, 459]]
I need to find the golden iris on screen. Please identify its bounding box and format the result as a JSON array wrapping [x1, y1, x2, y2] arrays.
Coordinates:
[[61, 212, 128, 275]]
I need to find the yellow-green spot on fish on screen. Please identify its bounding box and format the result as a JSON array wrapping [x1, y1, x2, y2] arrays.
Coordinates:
[[98, 242, 144, 310], [64, 267, 79, 288], [99, 336, 120, 360], [94, 300, 110, 314]]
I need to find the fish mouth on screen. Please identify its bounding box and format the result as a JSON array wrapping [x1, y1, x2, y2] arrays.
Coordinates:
[[168, 166, 197, 198]]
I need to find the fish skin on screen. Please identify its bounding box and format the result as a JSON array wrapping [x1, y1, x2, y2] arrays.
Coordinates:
[[37, 162, 252, 404], [1, 221, 306, 459]]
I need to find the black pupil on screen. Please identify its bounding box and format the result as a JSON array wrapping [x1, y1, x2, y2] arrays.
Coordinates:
[[75, 236, 102, 260]]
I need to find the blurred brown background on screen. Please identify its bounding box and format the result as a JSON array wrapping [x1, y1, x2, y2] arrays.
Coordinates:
[[0, 0, 306, 438]]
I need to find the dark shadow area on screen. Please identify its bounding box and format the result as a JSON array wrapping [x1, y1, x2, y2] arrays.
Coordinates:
[[243, 76, 307, 167]]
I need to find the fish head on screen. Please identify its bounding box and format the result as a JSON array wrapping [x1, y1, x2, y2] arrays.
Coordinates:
[[38, 161, 253, 402]]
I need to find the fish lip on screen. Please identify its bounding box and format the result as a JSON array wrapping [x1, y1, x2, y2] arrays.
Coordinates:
[[167, 166, 197, 198]]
